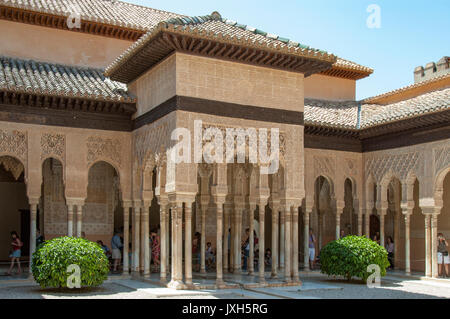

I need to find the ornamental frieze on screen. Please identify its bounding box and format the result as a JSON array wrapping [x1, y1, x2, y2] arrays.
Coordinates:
[[314, 156, 334, 179], [0, 129, 27, 163], [434, 144, 450, 176], [134, 122, 170, 168], [41, 133, 65, 162], [365, 151, 424, 182], [87, 136, 122, 168]]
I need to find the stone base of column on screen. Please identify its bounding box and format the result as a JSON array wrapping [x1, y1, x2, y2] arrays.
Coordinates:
[[216, 279, 226, 288], [200, 269, 206, 274], [270, 272, 278, 279], [168, 280, 186, 290]]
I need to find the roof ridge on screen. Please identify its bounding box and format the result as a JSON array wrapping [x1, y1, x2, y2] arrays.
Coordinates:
[[364, 73, 450, 104], [111, 0, 186, 18]]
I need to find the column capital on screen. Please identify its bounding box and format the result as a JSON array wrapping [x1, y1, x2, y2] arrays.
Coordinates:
[[66, 198, 85, 207], [421, 206, 440, 216], [122, 200, 133, 209]]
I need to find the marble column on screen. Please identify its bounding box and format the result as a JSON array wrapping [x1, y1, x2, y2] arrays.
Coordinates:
[[216, 202, 224, 286], [143, 206, 150, 277], [365, 208, 371, 238], [380, 211, 386, 248], [249, 205, 255, 275], [29, 203, 37, 274], [357, 210, 363, 236], [402, 209, 412, 275], [279, 209, 285, 271], [160, 203, 168, 281], [303, 210, 310, 271], [165, 206, 170, 276], [284, 207, 291, 282], [233, 210, 240, 274], [176, 203, 183, 284], [76, 204, 83, 238], [258, 204, 265, 283], [318, 211, 323, 249], [223, 204, 231, 273], [123, 206, 130, 274], [185, 203, 193, 286], [133, 204, 141, 273], [67, 204, 74, 237], [431, 214, 438, 278], [236, 209, 243, 274], [271, 207, 279, 278], [424, 214, 431, 277], [335, 210, 342, 240], [292, 206, 299, 282], [200, 205, 207, 274]]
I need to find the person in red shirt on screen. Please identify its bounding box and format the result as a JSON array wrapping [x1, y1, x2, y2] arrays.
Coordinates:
[[7, 231, 23, 275]]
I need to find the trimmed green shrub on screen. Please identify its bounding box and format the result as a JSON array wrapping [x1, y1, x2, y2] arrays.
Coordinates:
[[320, 235, 390, 281], [32, 236, 109, 288]]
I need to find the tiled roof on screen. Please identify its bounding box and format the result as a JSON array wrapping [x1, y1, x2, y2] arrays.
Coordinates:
[[0, 0, 183, 31], [360, 87, 450, 128], [304, 99, 359, 129], [334, 58, 373, 75], [304, 87, 449, 130], [0, 56, 135, 103], [105, 12, 336, 79], [364, 73, 450, 104]]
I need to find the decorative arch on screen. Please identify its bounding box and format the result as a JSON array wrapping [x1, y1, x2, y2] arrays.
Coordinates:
[[434, 166, 450, 207], [0, 155, 26, 181]]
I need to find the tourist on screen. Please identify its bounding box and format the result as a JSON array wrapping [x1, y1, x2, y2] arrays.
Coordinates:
[[265, 248, 272, 268], [6, 231, 23, 276], [386, 236, 395, 269], [151, 230, 160, 270], [340, 229, 345, 239], [309, 229, 316, 270], [111, 229, 123, 273], [97, 240, 111, 261], [36, 229, 45, 248], [437, 233, 449, 277], [242, 228, 250, 271], [205, 242, 215, 270]]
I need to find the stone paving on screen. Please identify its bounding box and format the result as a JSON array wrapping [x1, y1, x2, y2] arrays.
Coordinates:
[[1, 270, 449, 299]]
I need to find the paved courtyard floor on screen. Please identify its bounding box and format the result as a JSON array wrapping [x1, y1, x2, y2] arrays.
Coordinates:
[[0, 270, 449, 299]]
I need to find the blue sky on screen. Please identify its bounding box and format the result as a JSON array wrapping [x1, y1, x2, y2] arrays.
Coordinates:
[[124, 0, 449, 100]]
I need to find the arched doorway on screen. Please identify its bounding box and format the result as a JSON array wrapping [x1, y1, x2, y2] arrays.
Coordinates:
[[342, 178, 355, 236], [314, 176, 334, 249], [0, 156, 27, 265], [85, 161, 123, 270]]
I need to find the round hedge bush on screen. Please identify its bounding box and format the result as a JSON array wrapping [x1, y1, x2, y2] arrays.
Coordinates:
[[32, 236, 109, 288], [320, 235, 390, 281]]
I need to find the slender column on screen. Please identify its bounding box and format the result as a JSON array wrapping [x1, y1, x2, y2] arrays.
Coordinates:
[[303, 210, 310, 271], [200, 205, 207, 274], [284, 207, 291, 281], [29, 203, 37, 274], [140, 206, 146, 272], [170, 208, 175, 279], [176, 202, 183, 283], [133, 204, 141, 273], [292, 206, 299, 282], [165, 206, 170, 276], [223, 205, 231, 273], [431, 214, 438, 278], [216, 202, 224, 286], [233, 210, 240, 274], [403, 210, 411, 275], [236, 209, 243, 273], [67, 204, 74, 237], [143, 206, 150, 277], [271, 207, 279, 278], [249, 205, 255, 275], [279, 209, 285, 271], [160, 203, 168, 281], [380, 212, 385, 247], [424, 214, 431, 277], [76, 205, 83, 238], [185, 203, 193, 286], [335, 211, 342, 240], [364, 208, 371, 238], [258, 204, 265, 283], [123, 206, 130, 273], [229, 210, 234, 273]]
